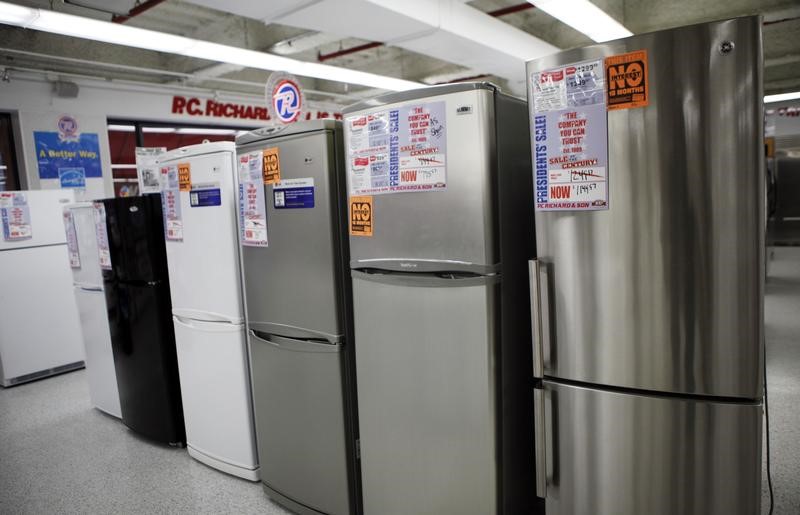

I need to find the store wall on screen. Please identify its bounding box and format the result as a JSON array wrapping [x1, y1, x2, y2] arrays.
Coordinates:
[[0, 71, 343, 200], [766, 99, 800, 152]]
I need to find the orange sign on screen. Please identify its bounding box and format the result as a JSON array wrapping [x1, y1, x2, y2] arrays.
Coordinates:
[[766, 137, 775, 158], [605, 50, 649, 110], [178, 163, 191, 191], [262, 147, 280, 184], [350, 196, 373, 237]]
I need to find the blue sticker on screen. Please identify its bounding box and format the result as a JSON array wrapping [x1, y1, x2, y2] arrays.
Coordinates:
[[34, 132, 102, 179], [58, 167, 86, 189], [190, 188, 221, 207], [273, 178, 315, 209]]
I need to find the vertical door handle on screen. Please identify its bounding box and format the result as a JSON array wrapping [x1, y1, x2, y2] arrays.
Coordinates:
[[533, 387, 547, 498], [529, 259, 551, 377]]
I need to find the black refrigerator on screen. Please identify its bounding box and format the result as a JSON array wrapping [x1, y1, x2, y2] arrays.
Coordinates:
[[101, 194, 185, 446]]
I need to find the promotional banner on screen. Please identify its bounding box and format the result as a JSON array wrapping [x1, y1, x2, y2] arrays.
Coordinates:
[[530, 59, 609, 211], [346, 101, 447, 195], [92, 202, 112, 270], [62, 209, 81, 268], [34, 132, 102, 181], [238, 152, 268, 247]]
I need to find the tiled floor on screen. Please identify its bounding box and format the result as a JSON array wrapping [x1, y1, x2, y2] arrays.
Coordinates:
[[1, 248, 799, 514]]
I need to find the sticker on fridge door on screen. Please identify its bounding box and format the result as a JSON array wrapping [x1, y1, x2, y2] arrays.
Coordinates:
[[62, 209, 81, 268], [0, 192, 32, 241], [161, 165, 183, 241], [178, 162, 191, 191], [605, 50, 649, 110], [262, 147, 281, 184], [346, 101, 446, 195], [92, 202, 112, 270], [274, 177, 314, 209], [190, 184, 221, 208], [530, 58, 609, 211], [350, 196, 373, 237]]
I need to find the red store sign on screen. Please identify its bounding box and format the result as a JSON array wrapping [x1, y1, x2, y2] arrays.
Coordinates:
[[170, 95, 341, 122]]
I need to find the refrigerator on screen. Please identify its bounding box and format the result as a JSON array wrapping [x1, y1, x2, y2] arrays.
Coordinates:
[[0, 189, 84, 386], [66, 202, 121, 417], [236, 121, 360, 515], [100, 194, 185, 445], [343, 84, 535, 515], [159, 142, 259, 480], [526, 16, 764, 515]]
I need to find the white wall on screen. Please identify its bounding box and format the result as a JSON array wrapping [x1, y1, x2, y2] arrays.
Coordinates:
[[0, 70, 344, 200]]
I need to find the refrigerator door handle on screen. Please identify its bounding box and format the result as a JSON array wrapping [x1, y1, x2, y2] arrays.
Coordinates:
[[533, 387, 547, 498], [529, 259, 551, 376], [249, 330, 341, 354]]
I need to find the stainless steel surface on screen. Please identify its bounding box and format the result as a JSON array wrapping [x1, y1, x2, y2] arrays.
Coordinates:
[[236, 120, 340, 146], [238, 129, 343, 341], [249, 331, 351, 515], [352, 272, 498, 515], [538, 380, 762, 515], [342, 82, 497, 115], [526, 16, 764, 399], [532, 388, 546, 499], [346, 88, 499, 272]]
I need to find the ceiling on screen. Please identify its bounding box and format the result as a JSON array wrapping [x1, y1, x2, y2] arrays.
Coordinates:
[[1, 0, 798, 108]]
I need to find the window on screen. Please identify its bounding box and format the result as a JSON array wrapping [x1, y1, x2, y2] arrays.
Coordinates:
[[107, 120, 251, 197], [0, 113, 21, 191]]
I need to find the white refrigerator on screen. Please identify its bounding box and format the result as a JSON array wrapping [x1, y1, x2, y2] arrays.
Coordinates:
[[0, 189, 84, 386], [160, 142, 259, 481], [66, 202, 121, 417]]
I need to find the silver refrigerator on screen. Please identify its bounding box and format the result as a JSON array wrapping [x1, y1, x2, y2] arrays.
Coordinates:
[[236, 121, 360, 515], [526, 16, 764, 515], [344, 83, 536, 515]]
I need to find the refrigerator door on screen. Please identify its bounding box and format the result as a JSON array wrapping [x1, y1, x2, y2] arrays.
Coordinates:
[[106, 280, 184, 444], [74, 286, 121, 417], [172, 316, 258, 479], [0, 244, 84, 385], [102, 195, 169, 284], [163, 147, 243, 323], [352, 270, 499, 515], [345, 85, 498, 274], [238, 129, 344, 340], [0, 189, 74, 251], [70, 204, 103, 288], [527, 17, 764, 398], [534, 380, 762, 515], [249, 330, 350, 515]]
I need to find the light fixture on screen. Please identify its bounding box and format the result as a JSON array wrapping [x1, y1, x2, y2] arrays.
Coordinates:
[[107, 124, 136, 132], [0, 1, 422, 91], [530, 0, 632, 43], [175, 128, 237, 135], [765, 91, 800, 103], [142, 127, 176, 133]]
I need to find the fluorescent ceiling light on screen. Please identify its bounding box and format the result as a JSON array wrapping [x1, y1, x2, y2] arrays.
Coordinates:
[[107, 124, 136, 132], [531, 0, 632, 43], [765, 91, 800, 103], [142, 127, 176, 133], [175, 128, 237, 135], [0, 1, 421, 91]]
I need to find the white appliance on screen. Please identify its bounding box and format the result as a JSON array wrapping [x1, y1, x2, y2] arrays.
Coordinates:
[[160, 142, 259, 481], [0, 189, 84, 386], [66, 202, 121, 417]]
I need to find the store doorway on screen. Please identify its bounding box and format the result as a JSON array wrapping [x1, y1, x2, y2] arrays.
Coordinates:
[[0, 113, 21, 191]]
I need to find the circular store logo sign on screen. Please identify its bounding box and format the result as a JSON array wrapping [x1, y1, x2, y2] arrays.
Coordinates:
[[266, 73, 303, 124], [57, 115, 79, 140]]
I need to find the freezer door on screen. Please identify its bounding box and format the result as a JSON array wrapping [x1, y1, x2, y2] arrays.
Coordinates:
[[103, 195, 169, 283], [0, 189, 74, 251], [239, 130, 344, 340], [70, 205, 103, 288], [164, 150, 243, 322], [0, 245, 84, 385], [346, 88, 498, 273], [105, 281, 184, 444], [74, 286, 121, 418], [527, 17, 763, 398], [172, 317, 257, 475], [534, 380, 762, 515], [249, 330, 350, 515], [352, 271, 499, 515]]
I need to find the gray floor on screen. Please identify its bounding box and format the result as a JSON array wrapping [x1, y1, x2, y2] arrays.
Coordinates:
[[2, 249, 800, 514]]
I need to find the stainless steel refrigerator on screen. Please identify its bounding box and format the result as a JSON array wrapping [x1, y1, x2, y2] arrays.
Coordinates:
[[526, 16, 764, 515], [344, 83, 535, 515], [236, 121, 360, 515]]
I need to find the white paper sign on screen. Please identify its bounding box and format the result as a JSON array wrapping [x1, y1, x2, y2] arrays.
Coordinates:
[[92, 202, 112, 270], [62, 209, 81, 268], [238, 152, 268, 247], [136, 147, 166, 194]]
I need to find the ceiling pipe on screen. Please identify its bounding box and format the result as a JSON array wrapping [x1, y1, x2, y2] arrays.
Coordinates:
[[112, 0, 168, 23], [317, 2, 535, 62]]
